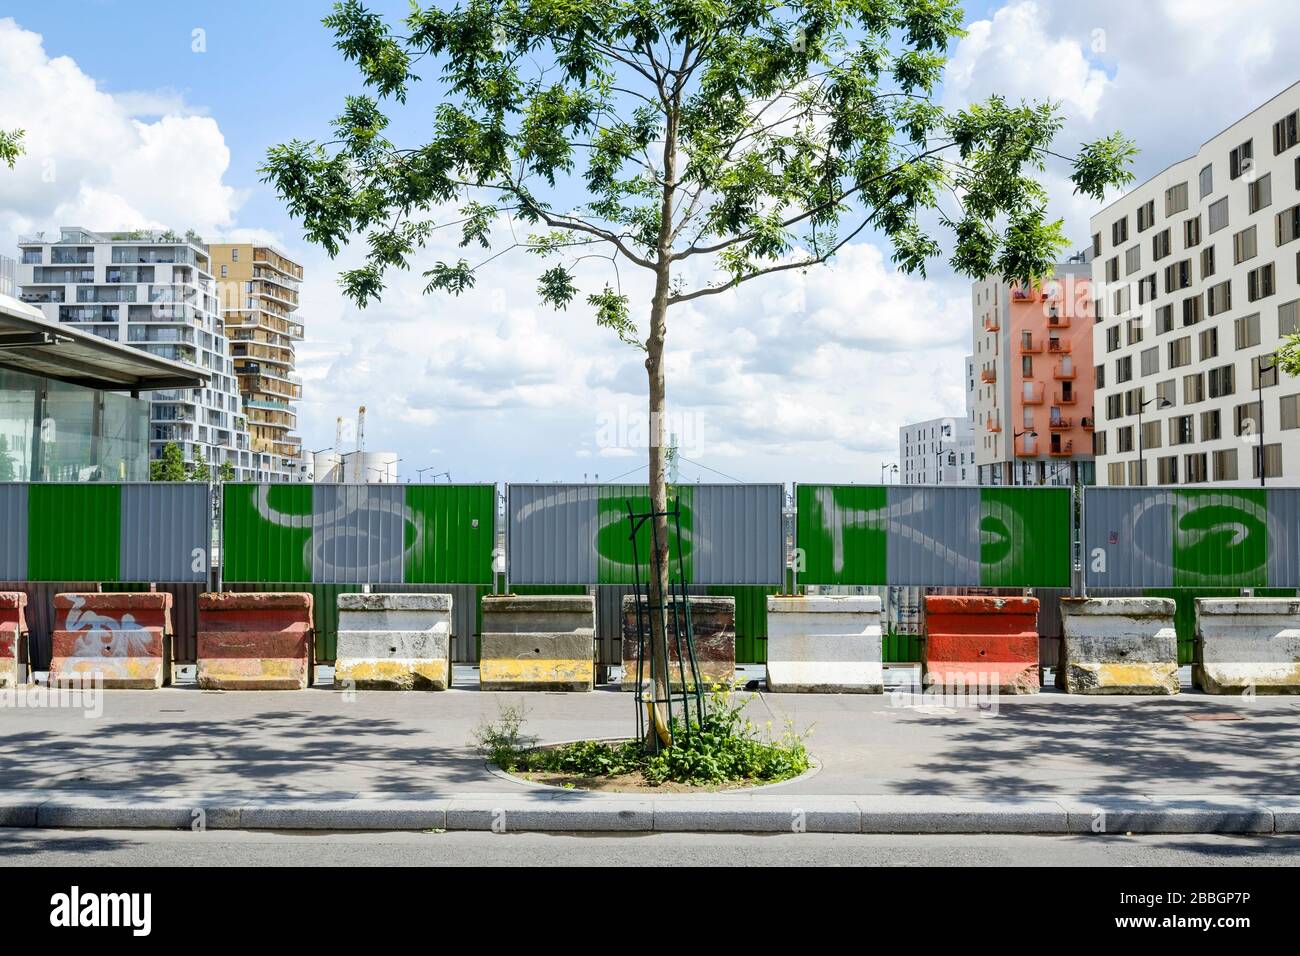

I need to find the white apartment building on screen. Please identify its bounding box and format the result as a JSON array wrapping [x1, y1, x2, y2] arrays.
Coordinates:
[[899, 415, 976, 485], [17, 227, 274, 480], [1091, 82, 1300, 486]]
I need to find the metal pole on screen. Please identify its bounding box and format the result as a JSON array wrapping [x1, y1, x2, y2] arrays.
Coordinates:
[[1137, 402, 1145, 486], [1257, 357, 1271, 487]]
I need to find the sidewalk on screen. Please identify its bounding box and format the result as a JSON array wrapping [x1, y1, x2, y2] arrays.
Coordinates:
[[2, 666, 1297, 833]]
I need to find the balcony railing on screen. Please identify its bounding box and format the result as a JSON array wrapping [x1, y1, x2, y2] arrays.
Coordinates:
[[983, 315, 1000, 332], [1081, 416, 1096, 430], [1020, 336, 1042, 353], [985, 416, 1002, 432], [1022, 383, 1045, 404], [1050, 440, 1074, 457], [1048, 416, 1072, 430], [980, 368, 996, 383], [1047, 309, 1070, 328], [1047, 339, 1071, 353], [1015, 437, 1038, 456], [1054, 361, 1075, 380], [1055, 390, 1077, 405]]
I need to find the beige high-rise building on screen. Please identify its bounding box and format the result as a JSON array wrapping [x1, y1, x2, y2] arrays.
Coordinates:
[[209, 242, 305, 480]]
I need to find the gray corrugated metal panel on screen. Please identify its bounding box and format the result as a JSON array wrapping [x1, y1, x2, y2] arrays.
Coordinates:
[[885, 487, 981, 586], [119, 483, 209, 582], [1267, 489, 1300, 587], [1083, 488, 1175, 589], [596, 584, 635, 666], [0, 484, 27, 580], [0, 580, 98, 671], [692, 484, 783, 585], [311, 484, 407, 584], [506, 484, 598, 585], [372, 583, 482, 663]]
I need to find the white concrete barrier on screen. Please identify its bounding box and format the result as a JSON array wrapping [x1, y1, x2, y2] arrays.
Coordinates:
[[1059, 597, 1178, 695], [765, 595, 883, 693], [1195, 598, 1300, 695], [335, 593, 454, 691]]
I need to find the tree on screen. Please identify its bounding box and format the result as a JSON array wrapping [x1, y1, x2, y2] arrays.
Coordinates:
[[218, 460, 235, 482], [0, 128, 22, 168], [150, 441, 188, 481], [190, 451, 212, 482], [263, 0, 1135, 743]]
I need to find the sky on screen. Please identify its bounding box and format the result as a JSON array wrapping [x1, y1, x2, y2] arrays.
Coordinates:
[[1, 1, 1299, 484]]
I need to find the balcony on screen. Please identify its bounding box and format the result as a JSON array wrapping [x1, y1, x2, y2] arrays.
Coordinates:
[[1050, 440, 1074, 457], [1022, 383, 1045, 404], [986, 416, 1002, 433], [1047, 339, 1071, 354], [1053, 360, 1075, 380], [1015, 437, 1039, 456], [983, 315, 1000, 332], [1012, 286, 1034, 302], [1048, 416, 1072, 430], [1019, 336, 1043, 354], [1081, 416, 1095, 430], [1046, 307, 1070, 329], [980, 368, 996, 384], [1054, 389, 1077, 405]]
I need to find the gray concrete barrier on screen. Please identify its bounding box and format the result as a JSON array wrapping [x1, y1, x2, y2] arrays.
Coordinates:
[[1059, 597, 1178, 695], [1195, 598, 1300, 695], [335, 593, 454, 690], [620, 595, 735, 691], [480, 594, 596, 691], [765, 595, 883, 693]]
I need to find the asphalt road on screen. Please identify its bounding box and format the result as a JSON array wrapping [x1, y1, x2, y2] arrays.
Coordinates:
[[2, 828, 1298, 866]]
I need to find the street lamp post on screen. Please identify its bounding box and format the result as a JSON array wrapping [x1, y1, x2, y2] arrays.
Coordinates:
[[1137, 396, 1173, 486], [1256, 354, 1276, 487]]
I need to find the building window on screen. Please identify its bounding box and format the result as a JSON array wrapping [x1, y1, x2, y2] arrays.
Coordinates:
[[219, 265, 227, 278], [1233, 225, 1257, 264], [1116, 355, 1133, 383], [1095, 364, 1106, 388], [1092, 232, 1102, 256], [1235, 400, 1262, 437], [1137, 200, 1156, 232], [1157, 456, 1179, 484], [1183, 294, 1205, 326], [1235, 312, 1261, 348], [1106, 325, 1121, 352], [1094, 430, 1108, 456], [1168, 336, 1192, 369], [1126, 318, 1143, 346], [1213, 448, 1238, 481], [1201, 245, 1216, 279], [1138, 274, 1157, 304], [1206, 280, 1231, 316], [1106, 393, 1123, 419], [1281, 393, 1300, 431], [1106, 256, 1119, 282], [1252, 355, 1279, 390], [1169, 415, 1194, 445], [1117, 426, 1134, 453], [1152, 228, 1172, 261], [1164, 259, 1191, 293], [1125, 245, 1142, 275], [1201, 409, 1222, 440], [1156, 304, 1174, 334], [1184, 215, 1201, 248], [1140, 346, 1160, 377], [1199, 327, 1218, 361], [1199, 163, 1213, 198], [1275, 110, 1299, 154], [1247, 263, 1275, 302], [1108, 461, 1127, 485], [1112, 217, 1129, 245], [1253, 443, 1283, 479], [1277, 203, 1300, 246], [1207, 364, 1236, 399], [1184, 453, 1209, 483], [1183, 372, 1204, 404], [1208, 197, 1229, 233], [1248, 173, 1272, 213], [1229, 139, 1253, 180], [1022, 355, 1033, 377], [1156, 379, 1177, 407], [1165, 182, 1189, 216], [1279, 298, 1300, 336]]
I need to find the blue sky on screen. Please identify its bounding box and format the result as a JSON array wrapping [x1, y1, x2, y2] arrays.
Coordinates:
[[2, 2, 1299, 483]]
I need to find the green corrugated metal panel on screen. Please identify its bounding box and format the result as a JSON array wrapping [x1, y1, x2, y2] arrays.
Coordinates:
[[1143, 587, 1297, 665], [796, 484, 887, 585], [403, 485, 495, 584], [510, 585, 587, 595], [595, 485, 695, 585], [979, 487, 1071, 587], [706, 585, 777, 664], [882, 628, 921, 664], [1172, 489, 1268, 587], [28, 483, 121, 581], [222, 484, 312, 583]]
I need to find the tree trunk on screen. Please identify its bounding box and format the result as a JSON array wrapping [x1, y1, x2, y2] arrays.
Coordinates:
[[644, 266, 672, 746]]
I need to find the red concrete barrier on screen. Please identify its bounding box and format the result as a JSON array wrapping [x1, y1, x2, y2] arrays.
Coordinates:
[[49, 592, 173, 689], [197, 592, 314, 690], [0, 592, 28, 688], [923, 595, 1040, 694]]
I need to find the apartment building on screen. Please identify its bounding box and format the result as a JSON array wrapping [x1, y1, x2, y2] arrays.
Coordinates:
[[971, 262, 1095, 486], [1091, 81, 1300, 486], [16, 227, 274, 479], [899, 416, 976, 485], [208, 242, 305, 480]]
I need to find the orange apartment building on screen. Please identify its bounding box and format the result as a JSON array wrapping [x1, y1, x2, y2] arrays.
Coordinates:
[[971, 260, 1096, 485]]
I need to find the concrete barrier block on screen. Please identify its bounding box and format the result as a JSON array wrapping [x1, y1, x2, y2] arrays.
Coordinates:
[[479, 595, 595, 691], [922, 595, 1039, 694], [1059, 597, 1178, 695], [765, 595, 883, 693], [334, 592, 454, 690], [49, 592, 172, 689], [621, 595, 735, 691], [1194, 598, 1300, 694], [197, 592, 314, 690], [0, 592, 28, 689]]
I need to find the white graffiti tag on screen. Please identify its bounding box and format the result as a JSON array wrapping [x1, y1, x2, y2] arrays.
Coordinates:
[[64, 595, 154, 658]]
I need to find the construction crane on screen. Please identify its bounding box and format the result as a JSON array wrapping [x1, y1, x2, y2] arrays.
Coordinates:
[[352, 405, 366, 482]]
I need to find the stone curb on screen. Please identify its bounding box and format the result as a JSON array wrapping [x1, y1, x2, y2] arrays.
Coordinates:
[[0, 791, 1294, 834]]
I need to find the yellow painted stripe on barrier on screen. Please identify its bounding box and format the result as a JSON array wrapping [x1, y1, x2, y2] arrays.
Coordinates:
[[335, 659, 450, 687], [480, 658, 593, 685]]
